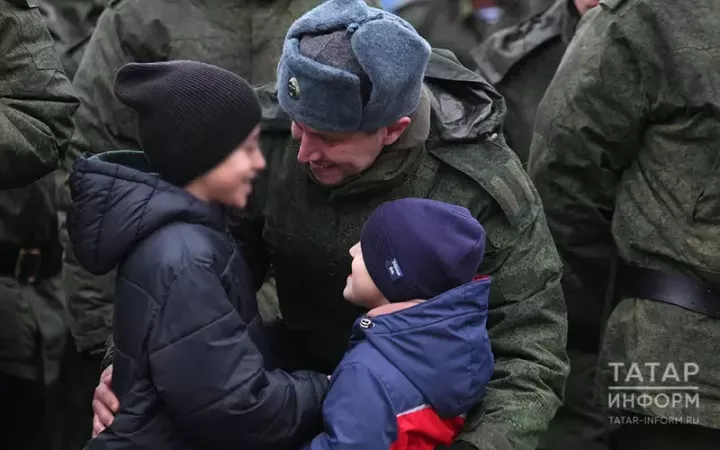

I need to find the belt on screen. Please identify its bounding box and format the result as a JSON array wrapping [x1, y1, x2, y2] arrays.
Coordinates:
[[613, 261, 720, 319], [0, 243, 62, 284]]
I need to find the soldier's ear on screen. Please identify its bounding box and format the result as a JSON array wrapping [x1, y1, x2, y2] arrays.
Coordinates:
[[382, 117, 412, 146]]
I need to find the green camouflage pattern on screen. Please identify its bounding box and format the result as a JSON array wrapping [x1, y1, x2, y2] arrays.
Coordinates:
[[60, 0, 334, 353], [1, 0, 78, 189], [529, 0, 720, 428], [38, 0, 106, 79], [239, 50, 569, 450], [472, 0, 579, 165], [473, 2, 608, 449], [0, 174, 67, 385]]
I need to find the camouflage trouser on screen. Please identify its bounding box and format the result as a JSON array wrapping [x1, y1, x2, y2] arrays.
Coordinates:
[[538, 350, 610, 450]]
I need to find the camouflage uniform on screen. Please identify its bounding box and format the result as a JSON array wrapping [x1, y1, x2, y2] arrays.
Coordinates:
[[529, 0, 720, 446], [472, 0, 580, 165], [475, 3, 608, 449], [392, 0, 555, 67], [230, 49, 570, 450], [38, 0, 106, 79], [1, 0, 78, 190]]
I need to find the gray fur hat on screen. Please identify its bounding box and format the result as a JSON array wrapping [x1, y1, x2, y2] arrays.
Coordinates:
[[277, 0, 431, 132]]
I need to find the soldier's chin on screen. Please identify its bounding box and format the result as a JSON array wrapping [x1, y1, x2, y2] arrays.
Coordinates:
[[309, 164, 342, 185]]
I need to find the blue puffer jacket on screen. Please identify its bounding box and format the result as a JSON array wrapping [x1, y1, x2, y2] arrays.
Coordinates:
[[67, 151, 328, 450], [305, 278, 494, 449]]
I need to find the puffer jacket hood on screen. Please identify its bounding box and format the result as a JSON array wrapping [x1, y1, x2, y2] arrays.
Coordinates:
[[67, 150, 226, 276]]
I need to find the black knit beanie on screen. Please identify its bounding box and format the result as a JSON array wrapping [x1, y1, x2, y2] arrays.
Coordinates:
[[114, 60, 261, 186]]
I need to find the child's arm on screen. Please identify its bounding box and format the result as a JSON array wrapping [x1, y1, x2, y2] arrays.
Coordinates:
[[304, 363, 397, 449], [147, 262, 328, 448]]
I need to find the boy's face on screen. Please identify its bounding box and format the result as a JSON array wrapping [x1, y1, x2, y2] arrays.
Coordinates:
[[189, 125, 266, 208], [343, 242, 386, 308]]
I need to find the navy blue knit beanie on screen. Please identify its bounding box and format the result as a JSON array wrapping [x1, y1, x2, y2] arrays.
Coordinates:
[[277, 0, 431, 132], [114, 60, 261, 186], [360, 198, 486, 303]]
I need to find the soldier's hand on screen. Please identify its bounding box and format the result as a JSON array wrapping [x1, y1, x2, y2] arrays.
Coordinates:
[[92, 365, 119, 437]]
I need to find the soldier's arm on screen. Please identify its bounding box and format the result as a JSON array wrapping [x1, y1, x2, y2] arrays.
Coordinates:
[[527, 2, 646, 351], [458, 196, 569, 450], [0, 0, 78, 189]]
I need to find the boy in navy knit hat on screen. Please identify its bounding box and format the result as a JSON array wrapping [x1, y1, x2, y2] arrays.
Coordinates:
[[304, 198, 495, 450]]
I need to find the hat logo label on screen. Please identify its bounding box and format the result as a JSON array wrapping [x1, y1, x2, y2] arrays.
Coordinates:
[[386, 258, 404, 281], [288, 77, 300, 99]]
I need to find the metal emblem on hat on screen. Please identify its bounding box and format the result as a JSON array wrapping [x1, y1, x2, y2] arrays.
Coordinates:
[[288, 77, 300, 99]]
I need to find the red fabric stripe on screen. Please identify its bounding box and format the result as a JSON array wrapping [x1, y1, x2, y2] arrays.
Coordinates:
[[390, 406, 465, 450], [472, 274, 490, 281]]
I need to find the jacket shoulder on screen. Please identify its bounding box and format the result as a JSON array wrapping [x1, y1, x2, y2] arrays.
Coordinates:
[[472, 0, 566, 85], [426, 136, 541, 244], [335, 347, 421, 415]]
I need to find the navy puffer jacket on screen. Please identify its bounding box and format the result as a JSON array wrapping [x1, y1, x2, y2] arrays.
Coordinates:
[[67, 151, 328, 450]]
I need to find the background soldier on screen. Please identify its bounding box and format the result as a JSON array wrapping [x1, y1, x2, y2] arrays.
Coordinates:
[[472, 0, 598, 165], [0, 1, 77, 449], [38, 0, 106, 79], [389, 0, 555, 69], [530, 0, 720, 448]]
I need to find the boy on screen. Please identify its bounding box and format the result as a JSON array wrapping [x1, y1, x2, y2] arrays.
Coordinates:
[[305, 198, 495, 449], [66, 60, 328, 449]]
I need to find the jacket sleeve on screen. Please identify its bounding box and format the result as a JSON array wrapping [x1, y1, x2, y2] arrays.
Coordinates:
[[0, 0, 78, 189], [148, 262, 329, 449], [304, 364, 396, 450], [527, 5, 646, 352], [457, 197, 569, 450]]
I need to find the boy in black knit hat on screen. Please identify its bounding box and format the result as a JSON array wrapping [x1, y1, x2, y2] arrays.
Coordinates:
[[66, 60, 329, 450], [304, 198, 495, 450]]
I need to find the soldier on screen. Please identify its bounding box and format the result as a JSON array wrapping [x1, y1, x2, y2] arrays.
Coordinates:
[[529, 0, 720, 448], [0, 4, 75, 447], [38, 0, 106, 79], [89, 1, 570, 449], [389, 0, 556, 67], [1, 0, 78, 189], [472, 0, 598, 165]]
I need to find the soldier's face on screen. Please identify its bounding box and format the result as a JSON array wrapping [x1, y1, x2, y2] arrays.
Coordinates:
[[291, 118, 411, 186], [573, 0, 599, 15], [186, 126, 266, 208]]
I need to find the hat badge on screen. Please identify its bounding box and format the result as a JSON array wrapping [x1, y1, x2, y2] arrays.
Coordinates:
[[288, 77, 300, 99]]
